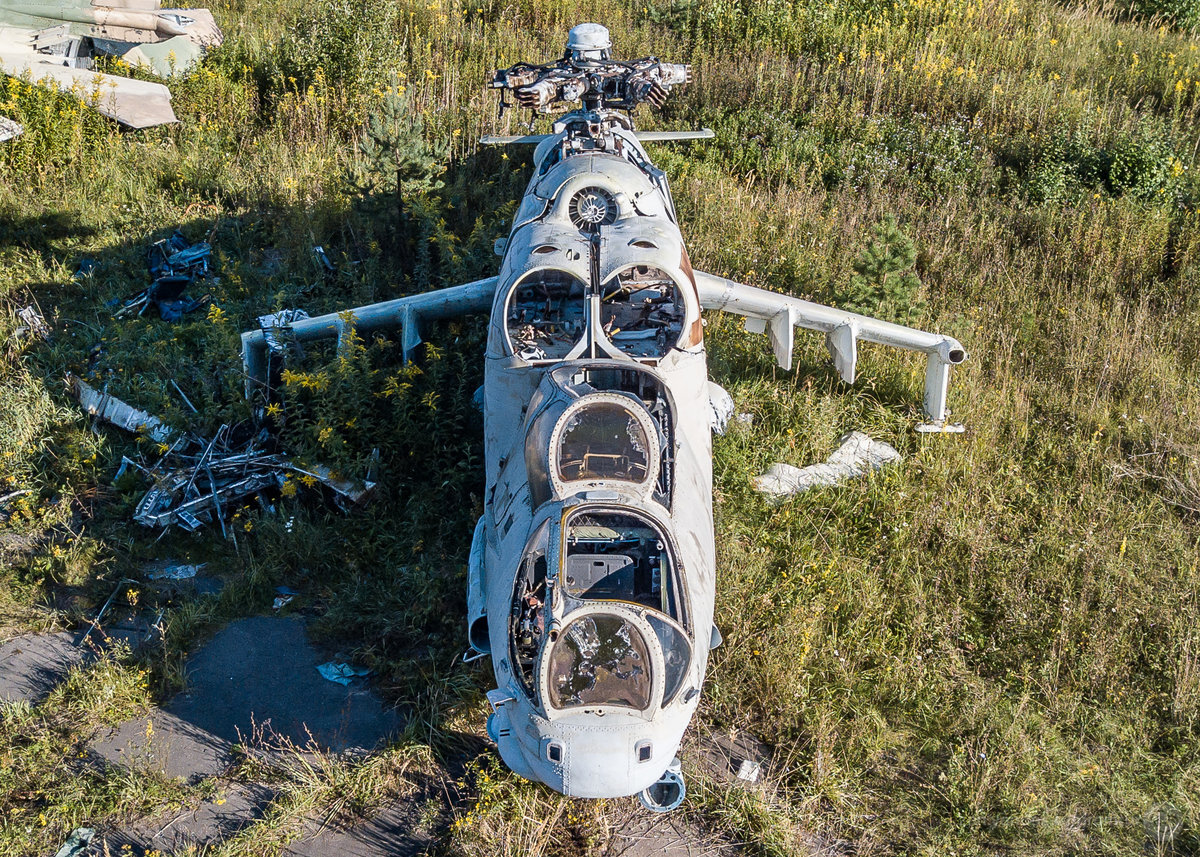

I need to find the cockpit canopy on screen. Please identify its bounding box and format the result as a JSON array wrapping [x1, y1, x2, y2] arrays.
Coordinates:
[[547, 612, 652, 710], [551, 393, 659, 495], [523, 365, 676, 510], [509, 505, 692, 716]]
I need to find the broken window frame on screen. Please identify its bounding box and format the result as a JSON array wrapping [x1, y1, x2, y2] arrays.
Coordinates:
[[503, 267, 588, 362], [558, 505, 689, 628], [595, 264, 687, 360]]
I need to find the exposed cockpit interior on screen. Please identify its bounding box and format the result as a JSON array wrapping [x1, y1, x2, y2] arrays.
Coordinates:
[[506, 270, 587, 361], [600, 265, 685, 358], [504, 265, 686, 363]]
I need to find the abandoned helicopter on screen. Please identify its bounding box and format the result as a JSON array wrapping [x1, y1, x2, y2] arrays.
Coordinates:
[[239, 23, 967, 811]]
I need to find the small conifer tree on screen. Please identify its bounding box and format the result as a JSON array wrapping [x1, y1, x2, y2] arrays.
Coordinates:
[[838, 215, 926, 324]]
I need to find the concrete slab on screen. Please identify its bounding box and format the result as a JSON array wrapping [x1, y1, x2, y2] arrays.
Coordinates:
[[90, 710, 234, 782], [0, 631, 89, 705], [90, 616, 399, 787], [98, 781, 274, 855], [695, 729, 772, 787], [284, 803, 432, 857], [601, 813, 743, 857], [167, 616, 400, 752]]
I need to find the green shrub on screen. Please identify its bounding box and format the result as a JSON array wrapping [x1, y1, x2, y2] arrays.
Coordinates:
[[835, 215, 925, 323]]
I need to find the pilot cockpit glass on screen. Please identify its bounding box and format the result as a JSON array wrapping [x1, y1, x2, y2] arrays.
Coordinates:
[[556, 401, 650, 483], [547, 613, 652, 710], [505, 270, 587, 361]]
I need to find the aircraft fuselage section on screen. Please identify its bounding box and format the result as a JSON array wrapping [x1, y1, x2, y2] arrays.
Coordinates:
[[475, 115, 717, 797]]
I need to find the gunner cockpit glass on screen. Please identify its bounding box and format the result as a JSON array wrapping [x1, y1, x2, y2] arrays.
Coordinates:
[[506, 270, 587, 361], [547, 613, 652, 710]]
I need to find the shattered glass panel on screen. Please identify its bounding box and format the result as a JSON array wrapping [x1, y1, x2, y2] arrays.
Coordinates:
[[506, 271, 586, 360], [547, 614, 652, 710], [557, 402, 650, 483]]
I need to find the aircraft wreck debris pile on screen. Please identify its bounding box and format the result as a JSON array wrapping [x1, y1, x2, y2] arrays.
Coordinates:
[[109, 231, 213, 321], [68, 375, 374, 535]]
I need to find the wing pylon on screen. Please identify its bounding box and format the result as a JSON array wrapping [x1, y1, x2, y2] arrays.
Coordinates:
[[694, 271, 966, 427]]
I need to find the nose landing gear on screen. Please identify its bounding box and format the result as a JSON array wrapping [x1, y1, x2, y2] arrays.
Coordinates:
[[639, 757, 686, 812]]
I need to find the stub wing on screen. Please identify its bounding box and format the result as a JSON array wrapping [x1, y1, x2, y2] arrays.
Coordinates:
[[0, 51, 176, 126], [240, 276, 499, 397], [694, 271, 966, 425]]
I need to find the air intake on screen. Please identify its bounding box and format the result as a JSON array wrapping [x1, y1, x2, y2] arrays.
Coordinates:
[[568, 187, 617, 231]]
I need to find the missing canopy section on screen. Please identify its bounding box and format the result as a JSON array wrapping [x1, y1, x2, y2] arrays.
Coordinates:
[[510, 521, 550, 700], [506, 270, 586, 360], [562, 509, 684, 623], [601, 266, 685, 359]]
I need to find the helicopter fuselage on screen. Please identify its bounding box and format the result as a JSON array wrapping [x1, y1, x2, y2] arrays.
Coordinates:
[[472, 111, 716, 798]]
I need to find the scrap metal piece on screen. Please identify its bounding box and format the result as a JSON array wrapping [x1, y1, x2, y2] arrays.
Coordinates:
[[707, 381, 734, 436], [14, 304, 49, 340], [145, 562, 204, 580], [0, 54, 177, 127], [53, 827, 94, 857], [287, 462, 375, 505], [258, 308, 310, 354], [0, 115, 22, 141], [133, 465, 283, 529], [68, 374, 176, 444], [751, 431, 901, 501]]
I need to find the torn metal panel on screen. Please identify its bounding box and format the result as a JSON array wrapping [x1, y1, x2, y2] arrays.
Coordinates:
[[751, 431, 901, 501], [14, 304, 49, 340], [257, 308, 310, 355], [0, 114, 22, 141], [68, 374, 176, 444]]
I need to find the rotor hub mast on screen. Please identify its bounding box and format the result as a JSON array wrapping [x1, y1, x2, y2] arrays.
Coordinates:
[[491, 23, 690, 118]]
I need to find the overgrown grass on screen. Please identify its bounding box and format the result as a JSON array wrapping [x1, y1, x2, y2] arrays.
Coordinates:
[[2, 0, 1200, 853]]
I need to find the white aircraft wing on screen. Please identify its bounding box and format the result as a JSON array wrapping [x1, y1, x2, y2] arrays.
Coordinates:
[[693, 270, 966, 425], [241, 276, 499, 396]]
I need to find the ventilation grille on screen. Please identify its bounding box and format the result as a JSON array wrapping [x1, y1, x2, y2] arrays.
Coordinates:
[[568, 187, 617, 231]]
